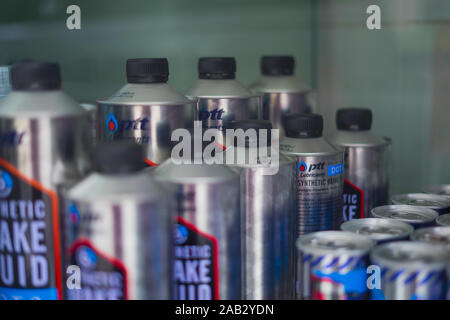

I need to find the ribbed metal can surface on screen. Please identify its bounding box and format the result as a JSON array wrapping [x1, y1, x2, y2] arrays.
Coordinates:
[[155, 161, 242, 300]]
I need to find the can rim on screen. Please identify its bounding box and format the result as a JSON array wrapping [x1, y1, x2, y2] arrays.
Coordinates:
[[391, 193, 450, 210], [371, 205, 438, 224], [296, 231, 374, 255], [411, 226, 450, 245], [340, 218, 413, 241], [436, 213, 450, 227], [370, 241, 450, 269]]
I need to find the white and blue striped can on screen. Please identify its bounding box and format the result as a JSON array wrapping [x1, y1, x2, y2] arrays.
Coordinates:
[[296, 231, 374, 300], [370, 241, 450, 300]]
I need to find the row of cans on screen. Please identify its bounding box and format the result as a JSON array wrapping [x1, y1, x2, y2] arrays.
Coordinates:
[[0, 58, 448, 300]]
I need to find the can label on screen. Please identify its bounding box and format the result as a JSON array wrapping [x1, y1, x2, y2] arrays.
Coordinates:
[[343, 179, 364, 221], [174, 216, 219, 300], [67, 239, 128, 300], [0, 159, 62, 300]]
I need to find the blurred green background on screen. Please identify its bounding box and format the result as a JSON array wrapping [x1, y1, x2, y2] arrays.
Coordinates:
[[0, 0, 449, 196]]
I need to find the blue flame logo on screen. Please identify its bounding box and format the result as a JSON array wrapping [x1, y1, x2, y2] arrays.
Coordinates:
[[298, 161, 307, 172], [106, 113, 118, 133], [77, 246, 98, 269], [174, 224, 189, 245], [0, 170, 13, 198]]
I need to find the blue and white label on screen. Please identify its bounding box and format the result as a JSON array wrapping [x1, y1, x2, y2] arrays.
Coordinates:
[[328, 163, 344, 176]]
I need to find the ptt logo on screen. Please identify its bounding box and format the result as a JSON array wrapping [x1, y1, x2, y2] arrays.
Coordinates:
[[297, 161, 325, 172], [68, 203, 81, 225], [76, 246, 98, 269], [199, 108, 225, 121], [106, 113, 149, 133], [174, 224, 188, 245], [0, 170, 13, 198]]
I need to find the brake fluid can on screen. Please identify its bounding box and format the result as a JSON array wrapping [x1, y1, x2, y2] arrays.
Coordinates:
[[280, 113, 344, 236], [250, 56, 314, 138], [296, 231, 374, 300], [186, 57, 260, 146], [224, 120, 296, 300], [0, 62, 92, 300], [97, 58, 195, 166], [328, 108, 390, 220], [154, 160, 241, 300], [66, 142, 172, 300], [371, 241, 449, 300]]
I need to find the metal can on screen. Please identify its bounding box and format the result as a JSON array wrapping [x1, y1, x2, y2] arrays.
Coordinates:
[[80, 103, 97, 143], [411, 226, 450, 249], [280, 113, 344, 235], [328, 108, 390, 220], [424, 184, 450, 196], [154, 160, 241, 300], [97, 58, 195, 166], [296, 231, 374, 300], [250, 56, 313, 138], [66, 143, 172, 300], [0, 62, 92, 300], [391, 193, 450, 215], [340, 218, 413, 244], [370, 241, 450, 300], [371, 205, 438, 229], [436, 213, 450, 227], [224, 120, 296, 300], [186, 57, 260, 146]]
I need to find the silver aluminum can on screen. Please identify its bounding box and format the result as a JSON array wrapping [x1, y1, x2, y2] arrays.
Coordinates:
[[66, 146, 172, 300], [281, 114, 344, 235], [340, 218, 413, 244], [436, 213, 450, 227], [154, 160, 241, 300], [328, 108, 390, 220], [250, 56, 314, 138], [371, 205, 438, 229], [371, 241, 450, 300], [0, 62, 92, 300], [411, 226, 450, 249], [97, 58, 195, 166], [296, 231, 374, 300], [392, 193, 450, 215], [186, 57, 260, 146], [424, 184, 450, 196], [224, 130, 296, 300]]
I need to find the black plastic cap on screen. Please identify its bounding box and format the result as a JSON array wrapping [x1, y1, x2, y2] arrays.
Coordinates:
[[284, 113, 323, 138], [94, 142, 147, 174], [336, 108, 372, 131], [261, 56, 295, 76], [10, 62, 61, 90], [198, 57, 236, 79], [126, 58, 169, 83], [225, 120, 272, 147]]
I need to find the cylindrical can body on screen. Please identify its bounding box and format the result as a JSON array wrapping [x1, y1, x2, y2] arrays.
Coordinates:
[[296, 231, 374, 300], [66, 172, 172, 300], [328, 131, 389, 221], [0, 91, 92, 300], [371, 241, 449, 300], [155, 161, 242, 300], [186, 79, 260, 146], [0, 66, 11, 99], [436, 213, 450, 227], [250, 79, 314, 138], [340, 218, 413, 245], [371, 205, 438, 229], [281, 137, 344, 236], [391, 193, 450, 215], [226, 147, 295, 299], [97, 83, 195, 166], [80, 103, 97, 143]]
